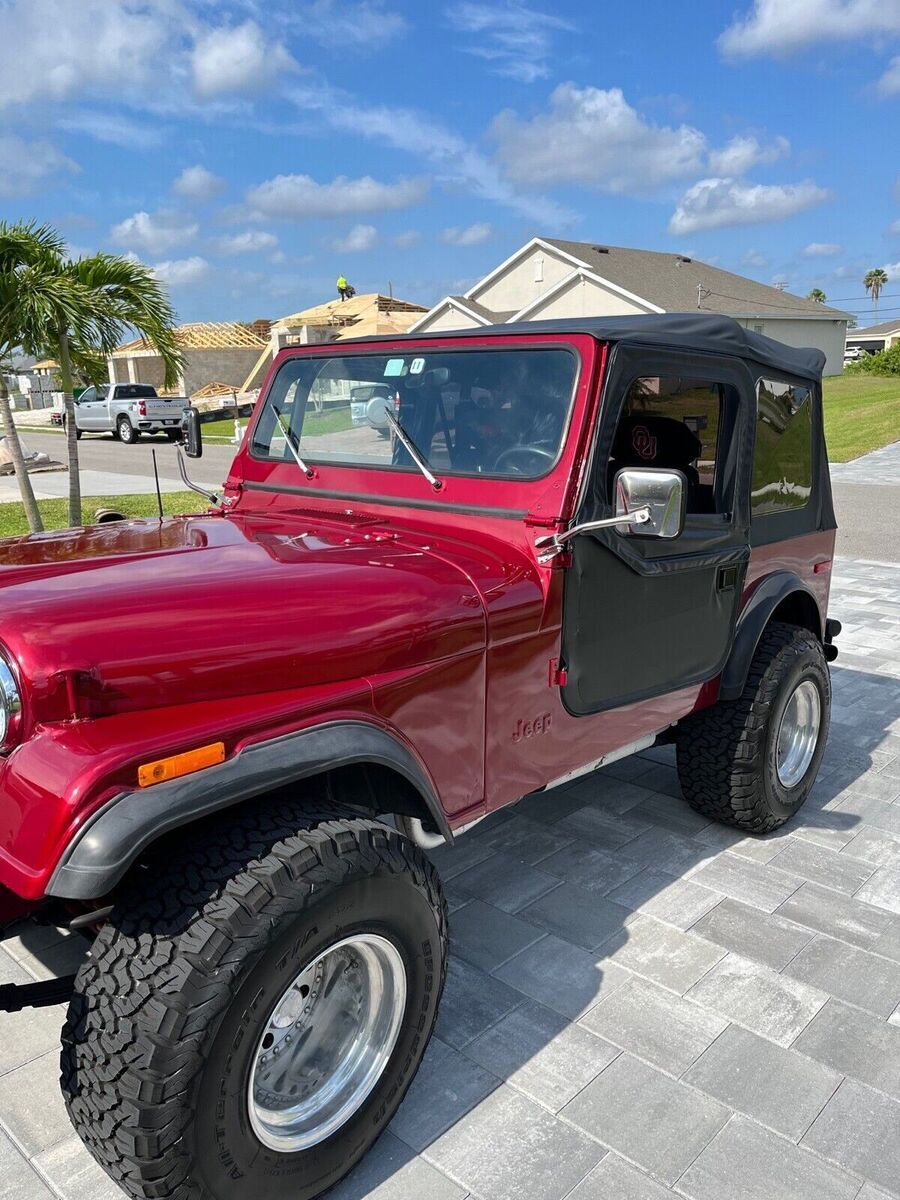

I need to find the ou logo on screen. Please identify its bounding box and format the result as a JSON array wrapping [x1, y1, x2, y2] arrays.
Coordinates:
[[632, 425, 657, 460]]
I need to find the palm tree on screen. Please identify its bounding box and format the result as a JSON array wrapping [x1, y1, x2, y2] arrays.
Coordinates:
[[807, 288, 827, 303], [863, 268, 888, 312], [15, 239, 183, 527], [0, 223, 71, 533]]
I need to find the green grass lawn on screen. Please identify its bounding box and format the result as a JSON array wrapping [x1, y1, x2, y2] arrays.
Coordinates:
[[822, 374, 900, 462], [0, 491, 205, 540]]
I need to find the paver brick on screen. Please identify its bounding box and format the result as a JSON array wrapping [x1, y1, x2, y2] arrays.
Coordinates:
[[424, 1084, 605, 1200], [686, 952, 827, 1046], [603, 914, 726, 994], [802, 1078, 900, 1197], [561, 1053, 729, 1186], [784, 933, 900, 1018], [463, 1001, 620, 1113], [579, 976, 727, 1076], [776, 881, 893, 947], [678, 1114, 859, 1200], [682, 1024, 841, 1141], [689, 897, 814, 970], [792, 998, 900, 1099]]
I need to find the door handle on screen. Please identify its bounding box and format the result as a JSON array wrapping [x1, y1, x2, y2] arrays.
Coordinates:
[[717, 565, 739, 591]]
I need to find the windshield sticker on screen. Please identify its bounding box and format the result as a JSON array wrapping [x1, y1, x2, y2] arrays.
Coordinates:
[[384, 358, 406, 377], [410, 357, 425, 375]]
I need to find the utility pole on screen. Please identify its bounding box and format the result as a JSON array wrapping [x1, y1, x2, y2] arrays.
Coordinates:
[[696, 282, 711, 309]]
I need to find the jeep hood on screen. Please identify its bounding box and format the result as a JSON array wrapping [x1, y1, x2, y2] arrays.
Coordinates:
[[0, 512, 488, 717]]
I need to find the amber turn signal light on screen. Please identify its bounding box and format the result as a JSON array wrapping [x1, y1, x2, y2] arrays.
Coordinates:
[[138, 742, 225, 788]]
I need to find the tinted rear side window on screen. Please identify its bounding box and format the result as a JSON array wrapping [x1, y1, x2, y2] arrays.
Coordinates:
[[752, 380, 812, 515]]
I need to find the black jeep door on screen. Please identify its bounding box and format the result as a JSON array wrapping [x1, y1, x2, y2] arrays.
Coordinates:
[[561, 346, 754, 716]]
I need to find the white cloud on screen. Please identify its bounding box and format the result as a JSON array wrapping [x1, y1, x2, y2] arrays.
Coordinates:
[[708, 134, 790, 176], [331, 224, 377, 252], [297, 1, 407, 49], [245, 173, 428, 220], [110, 209, 199, 256], [879, 55, 900, 94], [393, 230, 422, 248], [446, 1, 573, 83], [804, 241, 842, 255], [491, 84, 707, 193], [719, 0, 900, 57], [0, 134, 78, 196], [669, 177, 831, 235], [740, 249, 768, 267], [881, 260, 900, 277], [289, 83, 573, 226], [173, 165, 225, 202], [890, 218, 900, 234], [151, 256, 210, 287], [191, 20, 296, 98], [0, 0, 173, 109], [58, 110, 162, 150], [213, 230, 279, 255], [441, 222, 492, 246]]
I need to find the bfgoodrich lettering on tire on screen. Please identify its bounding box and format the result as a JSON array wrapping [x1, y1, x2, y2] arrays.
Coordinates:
[[676, 621, 831, 832], [60, 801, 448, 1200]]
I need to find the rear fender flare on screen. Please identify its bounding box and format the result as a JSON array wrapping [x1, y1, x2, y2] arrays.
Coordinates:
[[47, 720, 450, 900], [719, 571, 822, 701]]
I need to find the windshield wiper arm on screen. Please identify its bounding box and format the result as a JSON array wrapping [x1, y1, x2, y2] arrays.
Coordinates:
[[273, 409, 315, 480], [385, 409, 443, 491]]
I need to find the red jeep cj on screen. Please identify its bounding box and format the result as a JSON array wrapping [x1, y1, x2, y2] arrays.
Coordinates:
[[0, 315, 839, 1200]]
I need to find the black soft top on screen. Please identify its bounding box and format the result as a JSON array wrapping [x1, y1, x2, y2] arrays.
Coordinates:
[[406, 313, 826, 380]]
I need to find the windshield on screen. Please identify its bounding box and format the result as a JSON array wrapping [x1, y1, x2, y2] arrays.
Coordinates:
[[250, 347, 578, 480]]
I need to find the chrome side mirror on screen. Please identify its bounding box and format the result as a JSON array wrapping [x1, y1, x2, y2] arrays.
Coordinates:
[[181, 407, 203, 459], [614, 468, 685, 539]]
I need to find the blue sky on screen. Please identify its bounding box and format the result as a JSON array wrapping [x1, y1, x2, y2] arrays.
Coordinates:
[[1, 0, 899, 327]]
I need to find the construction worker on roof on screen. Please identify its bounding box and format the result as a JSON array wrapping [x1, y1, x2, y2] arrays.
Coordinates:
[[337, 274, 355, 301]]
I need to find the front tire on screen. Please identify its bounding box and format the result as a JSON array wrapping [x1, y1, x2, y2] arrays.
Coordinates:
[[676, 621, 830, 832], [61, 802, 448, 1200]]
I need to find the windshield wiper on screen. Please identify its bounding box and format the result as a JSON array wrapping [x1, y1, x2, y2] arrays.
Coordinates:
[[385, 409, 443, 491], [273, 409, 315, 480]]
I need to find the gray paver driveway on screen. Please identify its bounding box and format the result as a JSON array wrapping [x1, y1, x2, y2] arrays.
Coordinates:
[[2, 554, 900, 1200]]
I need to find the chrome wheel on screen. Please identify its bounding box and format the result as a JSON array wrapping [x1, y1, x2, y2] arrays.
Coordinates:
[[248, 933, 407, 1153], [775, 679, 821, 788]]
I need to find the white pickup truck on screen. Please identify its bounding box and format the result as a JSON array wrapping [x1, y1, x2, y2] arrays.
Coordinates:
[[64, 384, 188, 444]]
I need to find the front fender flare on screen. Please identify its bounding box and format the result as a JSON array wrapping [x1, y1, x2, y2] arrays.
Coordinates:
[[718, 571, 822, 702], [47, 721, 450, 900]]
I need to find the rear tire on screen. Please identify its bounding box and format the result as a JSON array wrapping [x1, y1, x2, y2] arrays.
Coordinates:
[[676, 621, 830, 832], [61, 801, 448, 1200], [116, 416, 138, 443]]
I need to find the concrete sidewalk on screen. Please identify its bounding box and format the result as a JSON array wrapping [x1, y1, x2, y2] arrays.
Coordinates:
[[0, 467, 187, 504], [1, 553, 899, 1200]]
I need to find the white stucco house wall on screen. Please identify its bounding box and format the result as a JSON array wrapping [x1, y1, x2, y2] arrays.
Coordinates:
[[412, 239, 851, 375]]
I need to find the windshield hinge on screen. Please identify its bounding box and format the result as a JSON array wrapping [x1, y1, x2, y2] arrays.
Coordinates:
[[548, 658, 568, 687]]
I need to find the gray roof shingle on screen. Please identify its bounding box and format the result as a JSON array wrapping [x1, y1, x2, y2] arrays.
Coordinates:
[[847, 318, 900, 338], [541, 240, 851, 321]]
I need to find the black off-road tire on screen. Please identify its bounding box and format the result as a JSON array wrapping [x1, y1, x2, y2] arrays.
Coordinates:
[[61, 801, 448, 1200], [116, 416, 138, 443], [676, 621, 830, 833]]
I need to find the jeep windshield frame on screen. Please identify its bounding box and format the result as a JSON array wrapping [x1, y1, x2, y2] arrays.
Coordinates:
[[234, 332, 602, 520], [248, 344, 581, 485]]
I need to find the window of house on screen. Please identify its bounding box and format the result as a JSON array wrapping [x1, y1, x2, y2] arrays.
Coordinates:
[[607, 377, 726, 514], [751, 379, 812, 514]]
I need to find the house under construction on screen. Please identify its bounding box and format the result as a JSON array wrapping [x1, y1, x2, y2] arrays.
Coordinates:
[[108, 321, 271, 398], [108, 296, 428, 403]]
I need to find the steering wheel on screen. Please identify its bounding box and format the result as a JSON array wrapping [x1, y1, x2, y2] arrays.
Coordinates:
[[492, 444, 556, 475]]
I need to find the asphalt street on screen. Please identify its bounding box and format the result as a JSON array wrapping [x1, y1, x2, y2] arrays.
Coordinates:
[[17, 429, 237, 491]]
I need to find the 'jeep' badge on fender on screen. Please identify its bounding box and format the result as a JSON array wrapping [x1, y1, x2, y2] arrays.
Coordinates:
[[513, 713, 552, 742]]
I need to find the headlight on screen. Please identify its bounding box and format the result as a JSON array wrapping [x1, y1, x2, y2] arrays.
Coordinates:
[[0, 656, 22, 751]]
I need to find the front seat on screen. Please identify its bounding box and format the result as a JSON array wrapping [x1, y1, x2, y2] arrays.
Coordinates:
[[607, 415, 704, 510]]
